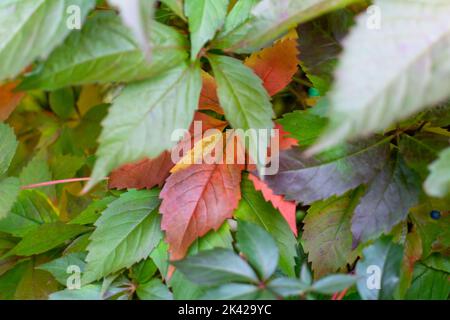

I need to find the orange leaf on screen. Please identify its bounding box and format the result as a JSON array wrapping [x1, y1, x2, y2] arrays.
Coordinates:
[[108, 151, 174, 190], [0, 81, 25, 121], [160, 162, 244, 261], [245, 30, 299, 96], [275, 123, 298, 151], [248, 173, 297, 236], [198, 71, 224, 114]]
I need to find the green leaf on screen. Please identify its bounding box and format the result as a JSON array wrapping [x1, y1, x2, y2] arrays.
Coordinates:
[[399, 132, 450, 179], [405, 263, 450, 300], [7, 222, 89, 257], [0, 260, 28, 300], [352, 155, 420, 245], [49, 88, 76, 120], [85, 62, 202, 191], [172, 248, 259, 286], [83, 190, 163, 283], [410, 198, 450, 258], [226, 0, 359, 53], [235, 176, 297, 277], [208, 54, 274, 170], [276, 109, 327, 147], [21, 13, 189, 90], [19, 151, 55, 198], [312, 0, 450, 152], [69, 196, 116, 225], [422, 254, 450, 274], [425, 147, 450, 198], [136, 278, 173, 300], [356, 237, 404, 300], [0, 177, 20, 220], [236, 220, 278, 280], [0, 190, 58, 237], [267, 277, 308, 297], [0, 123, 18, 176], [303, 189, 362, 278], [49, 284, 103, 300], [37, 252, 86, 286], [185, 0, 229, 59], [131, 258, 157, 284], [160, 0, 186, 20], [0, 0, 95, 80], [108, 0, 156, 59], [13, 259, 60, 300], [311, 274, 356, 295], [213, 0, 259, 49], [202, 283, 261, 300]]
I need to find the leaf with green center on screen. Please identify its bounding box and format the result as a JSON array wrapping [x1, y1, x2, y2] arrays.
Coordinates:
[[0, 123, 18, 176], [268, 277, 308, 297], [0, 178, 20, 220], [83, 190, 163, 283], [312, 0, 450, 152], [352, 155, 420, 245], [237, 220, 279, 280], [0, 190, 58, 236], [21, 13, 189, 90], [84, 62, 202, 191], [226, 0, 360, 53], [172, 248, 259, 286], [303, 189, 362, 279], [356, 237, 404, 300], [235, 176, 297, 277], [208, 54, 274, 170], [265, 137, 390, 205], [185, 0, 229, 59], [425, 147, 450, 198], [0, 0, 95, 80], [19, 151, 55, 199]]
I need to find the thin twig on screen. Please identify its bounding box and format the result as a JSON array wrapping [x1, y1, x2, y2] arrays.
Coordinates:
[[21, 177, 109, 190]]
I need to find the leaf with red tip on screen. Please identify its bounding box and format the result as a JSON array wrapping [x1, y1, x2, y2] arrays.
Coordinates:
[[244, 30, 299, 96], [160, 163, 244, 261], [248, 173, 297, 236]]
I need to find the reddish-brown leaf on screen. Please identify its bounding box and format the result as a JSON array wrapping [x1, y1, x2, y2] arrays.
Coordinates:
[[248, 173, 297, 236], [160, 162, 244, 261], [245, 30, 299, 96], [0, 81, 25, 121], [109, 112, 227, 190], [108, 151, 174, 190], [198, 71, 224, 114]]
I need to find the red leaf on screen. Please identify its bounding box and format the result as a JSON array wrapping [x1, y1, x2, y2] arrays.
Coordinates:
[[108, 151, 174, 190], [160, 163, 244, 261], [245, 30, 299, 96], [248, 173, 297, 236], [0, 81, 25, 121]]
